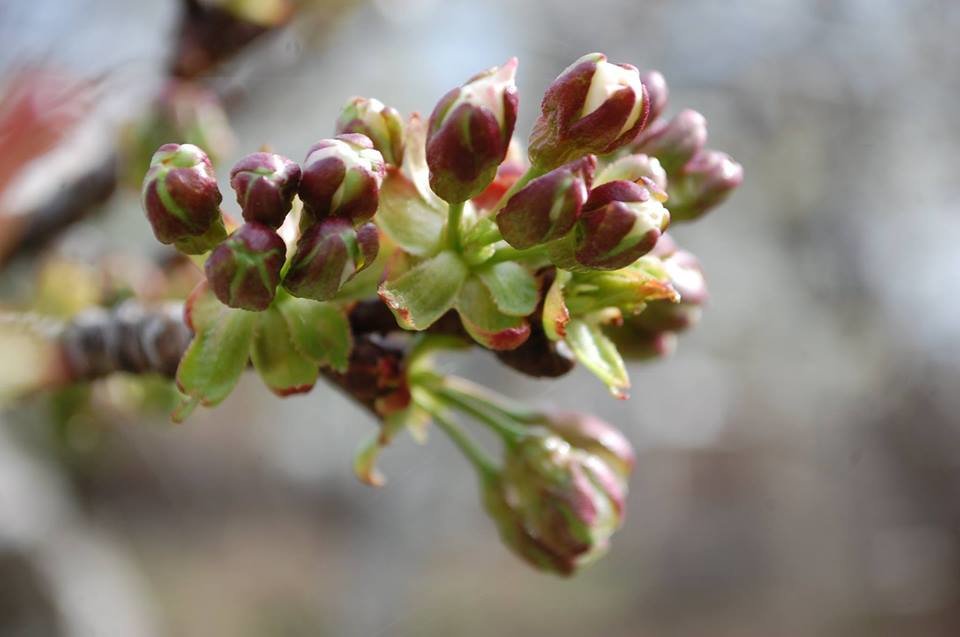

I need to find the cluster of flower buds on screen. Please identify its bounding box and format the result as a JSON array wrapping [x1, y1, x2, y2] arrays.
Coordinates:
[[136, 52, 743, 577], [141, 134, 386, 310]]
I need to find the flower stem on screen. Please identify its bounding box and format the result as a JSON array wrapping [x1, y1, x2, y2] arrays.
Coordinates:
[[485, 244, 548, 266], [419, 399, 499, 480], [441, 376, 543, 424], [430, 385, 527, 446], [446, 201, 465, 252]]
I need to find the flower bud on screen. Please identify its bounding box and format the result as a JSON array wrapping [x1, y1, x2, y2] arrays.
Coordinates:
[[485, 431, 629, 575], [229, 152, 301, 228], [141, 143, 222, 246], [426, 58, 519, 203], [632, 109, 707, 174], [641, 70, 668, 125], [335, 97, 405, 166], [666, 149, 743, 222], [528, 53, 648, 170], [594, 152, 666, 190], [496, 155, 596, 249], [298, 134, 385, 225], [535, 411, 635, 478], [575, 180, 670, 270], [204, 222, 286, 311], [283, 217, 379, 302]]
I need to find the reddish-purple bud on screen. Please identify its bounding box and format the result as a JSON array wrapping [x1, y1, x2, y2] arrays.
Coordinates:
[[496, 155, 596, 249], [229, 152, 301, 228], [204, 222, 286, 311], [298, 134, 385, 225], [426, 58, 519, 203], [632, 109, 707, 174], [141, 143, 222, 246], [335, 97, 405, 167], [666, 149, 743, 222], [575, 180, 670, 270], [641, 70, 669, 125], [528, 53, 649, 170], [282, 217, 379, 302]]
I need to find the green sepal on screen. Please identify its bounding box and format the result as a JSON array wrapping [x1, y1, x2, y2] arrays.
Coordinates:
[[542, 269, 571, 341], [475, 261, 539, 317], [275, 292, 352, 373], [564, 318, 630, 399], [173, 215, 227, 255], [455, 275, 530, 350], [250, 305, 319, 396], [379, 250, 468, 330], [175, 283, 257, 416], [377, 170, 446, 256]]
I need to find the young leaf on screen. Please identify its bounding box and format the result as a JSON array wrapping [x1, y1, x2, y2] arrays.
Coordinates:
[[176, 282, 257, 410], [250, 306, 319, 396], [455, 275, 530, 350], [379, 250, 468, 330], [275, 293, 352, 373], [564, 318, 630, 399], [377, 169, 446, 256], [475, 261, 539, 317]]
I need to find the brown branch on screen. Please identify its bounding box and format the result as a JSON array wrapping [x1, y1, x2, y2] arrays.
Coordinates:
[[54, 299, 411, 419], [51, 291, 576, 418]]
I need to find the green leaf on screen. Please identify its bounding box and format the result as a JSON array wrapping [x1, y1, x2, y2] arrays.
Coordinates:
[[250, 306, 319, 396], [276, 294, 352, 373], [377, 171, 446, 256], [564, 318, 630, 399], [379, 251, 468, 330], [475, 261, 539, 317], [455, 275, 530, 350], [176, 283, 257, 411]]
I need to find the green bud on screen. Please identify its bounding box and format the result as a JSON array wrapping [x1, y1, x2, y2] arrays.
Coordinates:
[[336, 97, 405, 166]]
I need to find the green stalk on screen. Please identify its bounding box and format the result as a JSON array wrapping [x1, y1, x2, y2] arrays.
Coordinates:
[[431, 385, 527, 446], [446, 201, 465, 252], [484, 244, 548, 266], [418, 399, 499, 481], [441, 376, 543, 424]]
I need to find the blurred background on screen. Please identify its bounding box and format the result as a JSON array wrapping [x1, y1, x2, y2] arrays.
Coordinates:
[[1, 0, 959, 635]]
